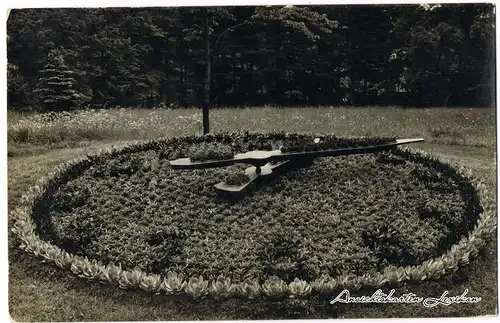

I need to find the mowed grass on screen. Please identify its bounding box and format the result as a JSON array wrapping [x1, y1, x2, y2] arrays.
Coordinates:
[[7, 106, 497, 321]]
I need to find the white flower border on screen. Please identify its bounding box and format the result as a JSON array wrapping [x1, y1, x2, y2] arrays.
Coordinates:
[[10, 133, 497, 300]]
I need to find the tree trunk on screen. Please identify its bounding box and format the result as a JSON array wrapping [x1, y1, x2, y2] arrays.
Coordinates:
[[202, 8, 210, 134]]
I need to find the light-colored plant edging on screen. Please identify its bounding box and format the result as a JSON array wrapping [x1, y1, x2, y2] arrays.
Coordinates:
[[11, 132, 497, 300]]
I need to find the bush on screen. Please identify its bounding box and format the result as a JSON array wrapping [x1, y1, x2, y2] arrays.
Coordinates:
[[224, 172, 250, 186], [188, 143, 235, 161], [280, 136, 396, 152]]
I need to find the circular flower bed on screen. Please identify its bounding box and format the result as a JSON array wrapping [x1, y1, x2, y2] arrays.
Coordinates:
[[12, 132, 496, 300]]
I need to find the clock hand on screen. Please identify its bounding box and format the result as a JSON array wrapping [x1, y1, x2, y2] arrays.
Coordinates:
[[169, 138, 424, 169]]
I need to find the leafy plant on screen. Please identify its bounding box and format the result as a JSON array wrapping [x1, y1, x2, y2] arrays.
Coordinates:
[[224, 172, 250, 186], [187, 143, 234, 161], [280, 136, 396, 153], [260, 231, 314, 282]]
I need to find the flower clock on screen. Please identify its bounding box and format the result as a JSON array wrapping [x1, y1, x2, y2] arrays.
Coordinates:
[[170, 137, 423, 194], [12, 131, 496, 300]]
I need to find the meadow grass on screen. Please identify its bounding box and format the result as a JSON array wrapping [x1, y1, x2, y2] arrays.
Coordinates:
[[7, 106, 497, 320], [7, 106, 496, 149]]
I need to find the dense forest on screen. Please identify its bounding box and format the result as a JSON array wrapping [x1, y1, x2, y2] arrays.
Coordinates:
[[7, 4, 496, 111]]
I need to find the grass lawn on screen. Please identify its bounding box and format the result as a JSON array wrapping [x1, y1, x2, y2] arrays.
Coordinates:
[[7, 107, 497, 320]]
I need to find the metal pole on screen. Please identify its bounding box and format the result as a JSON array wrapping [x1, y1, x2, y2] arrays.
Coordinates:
[[202, 8, 210, 134]]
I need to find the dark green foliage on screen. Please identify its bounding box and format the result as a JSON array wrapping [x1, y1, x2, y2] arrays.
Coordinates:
[[363, 217, 446, 267], [280, 136, 396, 152], [147, 227, 187, 274], [376, 152, 407, 166], [35, 133, 481, 283], [363, 226, 407, 266], [259, 231, 314, 282], [7, 4, 495, 109], [34, 48, 91, 111], [224, 172, 250, 186], [7, 62, 26, 108], [89, 153, 144, 177], [188, 143, 235, 161]]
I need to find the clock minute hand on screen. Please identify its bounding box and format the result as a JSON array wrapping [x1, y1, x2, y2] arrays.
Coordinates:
[[169, 138, 424, 169], [269, 138, 425, 162]]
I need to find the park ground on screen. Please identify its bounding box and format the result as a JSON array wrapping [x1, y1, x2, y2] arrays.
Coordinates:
[[7, 106, 498, 320]]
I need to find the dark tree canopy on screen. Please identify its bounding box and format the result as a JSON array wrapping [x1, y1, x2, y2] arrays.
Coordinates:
[[7, 4, 495, 111]]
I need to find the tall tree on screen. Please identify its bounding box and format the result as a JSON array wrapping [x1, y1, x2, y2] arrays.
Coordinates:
[[7, 5, 495, 110], [34, 48, 91, 111]]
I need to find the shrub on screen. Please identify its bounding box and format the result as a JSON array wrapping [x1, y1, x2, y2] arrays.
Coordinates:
[[188, 142, 235, 161], [224, 172, 250, 186], [280, 136, 396, 152]]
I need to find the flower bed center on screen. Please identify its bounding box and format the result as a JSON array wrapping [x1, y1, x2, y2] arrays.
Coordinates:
[[32, 133, 483, 284]]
